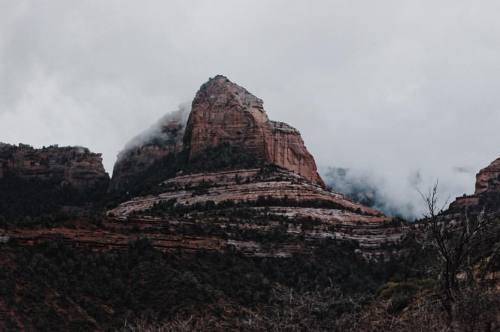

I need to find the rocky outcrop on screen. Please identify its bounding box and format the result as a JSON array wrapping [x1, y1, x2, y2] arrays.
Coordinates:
[[104, 76, 400, 258], [475, 158, 500, 194], [110, 168, 382, 218], [111, 76, 324, 193], [109, 108, 187, 193], [0, 143, 109, 192], [0, 143, 109, 218], [184, 76, 269, 160], [449, 157, 500, 211], [107, 166, 402, 259], [184, 75, 324, 186]]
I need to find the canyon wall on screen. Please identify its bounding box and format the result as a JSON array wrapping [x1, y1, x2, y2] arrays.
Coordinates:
[[0, 143, 109, 193]]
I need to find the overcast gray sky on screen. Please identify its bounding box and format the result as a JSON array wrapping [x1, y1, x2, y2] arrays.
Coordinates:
[[2, 1, 500, 217]]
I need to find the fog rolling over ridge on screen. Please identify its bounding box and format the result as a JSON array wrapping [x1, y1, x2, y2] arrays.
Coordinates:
[[2, 1, 500, 217], [116, 103, 191, 163], [321, 165, 476, 220]]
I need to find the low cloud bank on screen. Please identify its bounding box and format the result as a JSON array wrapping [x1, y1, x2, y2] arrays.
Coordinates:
[[321, 165, 476, 220], [116, 103, 191, 162]]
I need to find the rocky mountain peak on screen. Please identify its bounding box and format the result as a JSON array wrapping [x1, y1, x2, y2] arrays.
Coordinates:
[[112, 76, 325, 191], [184, 76, 325, 186], [193, 75, 265, 113], [104, 77, 395, 260]]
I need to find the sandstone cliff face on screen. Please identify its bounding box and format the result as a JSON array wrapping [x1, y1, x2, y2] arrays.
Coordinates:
[[105, 76, 399, 258], [449, 157, 500, 211], [184, 75, 269, 160], [184, 75, 324, 186], [0, 143, 109, 192], [475, 158, 500, 194], [267, 120, 323, 186], [1, 76, 400, 260], [110, 109, 187, 193], [110, 76, 324, 193]]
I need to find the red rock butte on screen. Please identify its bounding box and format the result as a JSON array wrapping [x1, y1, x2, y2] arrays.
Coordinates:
[[106, 76, 399, 259], [111, 75, 325, 191], [185, 75, 324, 186]]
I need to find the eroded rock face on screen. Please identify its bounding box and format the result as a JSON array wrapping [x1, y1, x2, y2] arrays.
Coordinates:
[[184, 75, 268, 158], [449, 157, 500, 211], [267, 120, 324, 186], [1, 76, 398, 259], [0, 143, 109, 192], [184, 75, 325, 186], [110, 76, 325, 193], [110, 108, 188, 193], [475, 158, 500, 194], [107, 78, 399, 256], [108, 167, 401, 259]]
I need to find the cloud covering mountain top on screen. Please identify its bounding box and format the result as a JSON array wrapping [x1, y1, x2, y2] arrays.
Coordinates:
[[2, 1, 500, 216]]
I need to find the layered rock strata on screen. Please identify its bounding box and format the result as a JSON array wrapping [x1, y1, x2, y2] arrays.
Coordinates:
[[0, 143, 109, 192], [107, 167, 402, 259], [104, 76, 402, 258]]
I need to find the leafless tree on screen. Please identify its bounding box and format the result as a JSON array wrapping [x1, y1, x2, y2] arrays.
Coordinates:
[[419, 180, 499, 328]]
